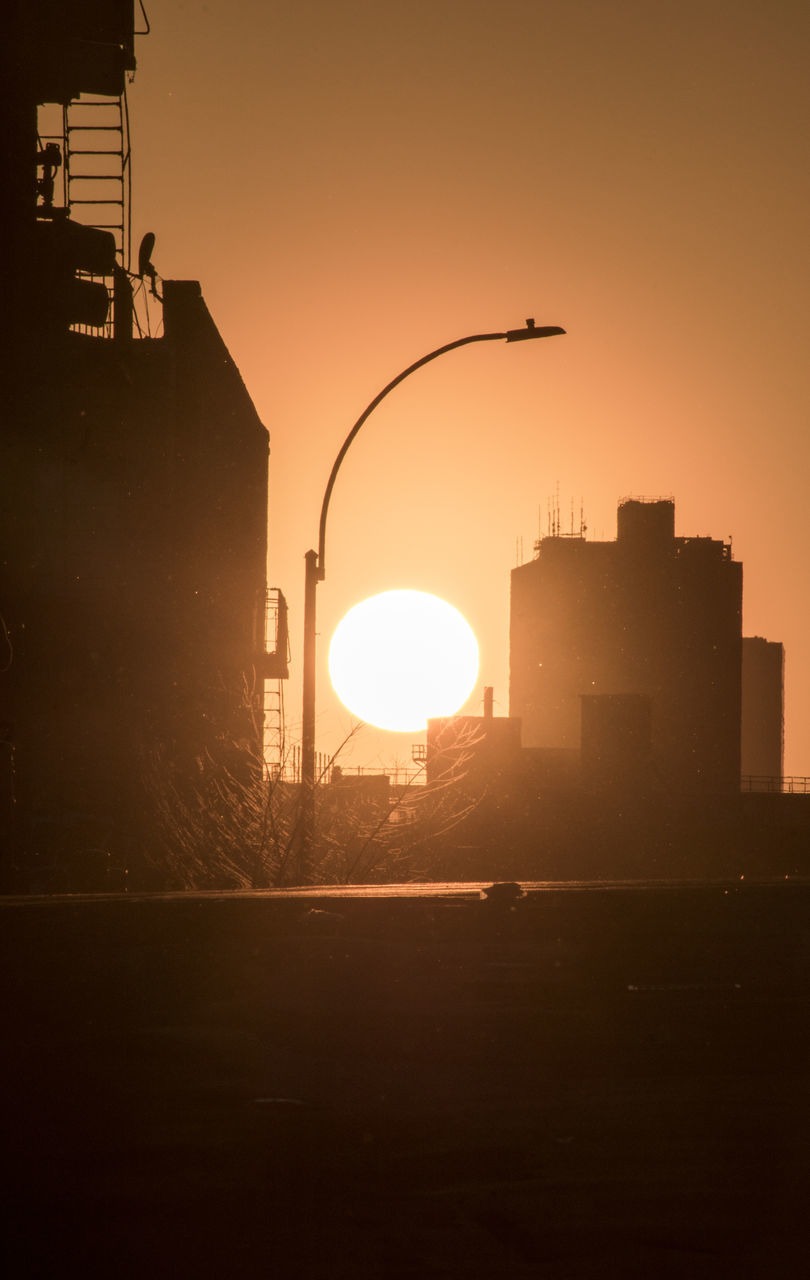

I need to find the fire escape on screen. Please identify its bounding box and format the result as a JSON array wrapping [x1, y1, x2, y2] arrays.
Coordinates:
[[258, 589, 291, 778], [65, 93, 130, 273], [36, 84, 134, 339]]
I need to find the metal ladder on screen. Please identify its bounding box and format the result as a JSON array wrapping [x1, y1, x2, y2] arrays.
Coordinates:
[[264, 683, 287, 780], [256, 587, 290, 779], [64, 93, 131, 331]]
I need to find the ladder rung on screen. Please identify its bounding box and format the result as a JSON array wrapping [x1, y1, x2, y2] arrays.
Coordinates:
[[69, 199, 124, 206], [69, 149, 123, 156], [69, 175, 123, 181], [67, 125, 123, 132]]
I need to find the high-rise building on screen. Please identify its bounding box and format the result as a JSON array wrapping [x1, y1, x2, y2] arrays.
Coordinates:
[[509, 498, 743, 793], [741, 637, 784, 782]]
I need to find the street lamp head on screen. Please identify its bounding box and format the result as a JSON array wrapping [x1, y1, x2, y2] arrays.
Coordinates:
[[505, 318, 566, 342]]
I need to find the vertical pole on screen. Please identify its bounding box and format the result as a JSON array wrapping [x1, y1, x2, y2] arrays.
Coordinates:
[[300, 548, 319, 879], [113, 266, 132, 343]]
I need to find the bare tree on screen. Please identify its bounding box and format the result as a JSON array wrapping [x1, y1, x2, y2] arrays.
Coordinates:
[[315, 718, 486, 884], [140, 715, 485, 890]]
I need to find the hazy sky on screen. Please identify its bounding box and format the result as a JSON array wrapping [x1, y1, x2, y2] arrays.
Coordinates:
[[129, 0, 809, 774]]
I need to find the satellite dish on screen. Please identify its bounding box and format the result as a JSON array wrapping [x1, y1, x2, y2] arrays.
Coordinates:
[[137, 232, 156, 278], [136, 233, 161, 299]]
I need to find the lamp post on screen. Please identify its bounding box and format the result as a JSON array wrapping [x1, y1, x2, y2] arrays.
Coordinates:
[[298, 318, 565, 877]]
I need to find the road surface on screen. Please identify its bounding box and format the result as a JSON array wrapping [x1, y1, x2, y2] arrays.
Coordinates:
[[3, 881, 809, 1277]]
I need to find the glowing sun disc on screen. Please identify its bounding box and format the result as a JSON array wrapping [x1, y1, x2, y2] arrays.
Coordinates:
[[328, 590, 479, 732]]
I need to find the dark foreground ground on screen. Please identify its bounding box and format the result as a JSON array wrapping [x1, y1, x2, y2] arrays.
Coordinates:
[[3, 880, 810, 1278]]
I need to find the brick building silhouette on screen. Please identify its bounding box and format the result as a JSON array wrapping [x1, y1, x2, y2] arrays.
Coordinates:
[[1, 3, 285, 886]]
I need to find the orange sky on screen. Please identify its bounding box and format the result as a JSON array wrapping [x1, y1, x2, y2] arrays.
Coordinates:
[[129, 0, 810, 775]]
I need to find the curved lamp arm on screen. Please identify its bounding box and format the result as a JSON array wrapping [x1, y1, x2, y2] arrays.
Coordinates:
[[315, 320, 565, 581]]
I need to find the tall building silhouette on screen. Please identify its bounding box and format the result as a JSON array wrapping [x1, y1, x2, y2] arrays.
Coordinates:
[[741, 637, 784, 782], [510, 498, 743, 793], [1, 4, 286, 886]]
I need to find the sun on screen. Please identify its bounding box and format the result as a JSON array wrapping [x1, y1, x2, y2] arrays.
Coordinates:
[[328, 590, 480, 732]]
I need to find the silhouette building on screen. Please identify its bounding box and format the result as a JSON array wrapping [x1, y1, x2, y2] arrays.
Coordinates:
[[510, 498, 744, 794], [422, 500, 797, 881], [741, 637, 784, 782], [427, 688, 523, 792], [1, 4, 286, 886]]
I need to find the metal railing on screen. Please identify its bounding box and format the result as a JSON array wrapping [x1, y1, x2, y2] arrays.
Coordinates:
[[268, 755, 426, 788], [741, 776, 810, 795]]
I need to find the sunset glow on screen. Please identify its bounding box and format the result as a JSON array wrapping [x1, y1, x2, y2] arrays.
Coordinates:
[[328, 590, 479, 732], [120, 2, 810, 774]]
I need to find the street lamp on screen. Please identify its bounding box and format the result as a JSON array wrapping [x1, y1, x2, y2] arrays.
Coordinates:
[[298, 318, 565, 875]]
